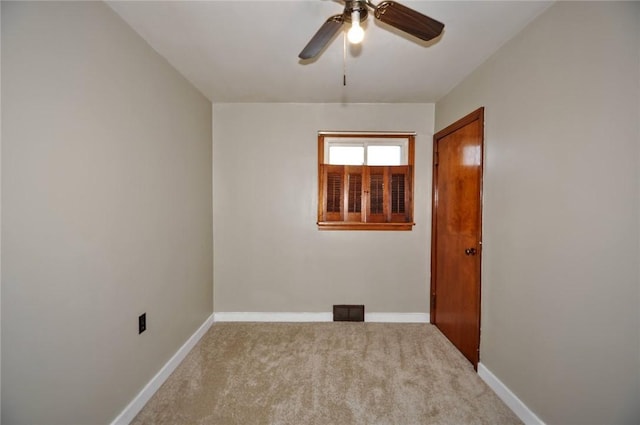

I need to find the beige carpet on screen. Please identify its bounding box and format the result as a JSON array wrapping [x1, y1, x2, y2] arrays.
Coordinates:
[[132, 322, 521, 425]]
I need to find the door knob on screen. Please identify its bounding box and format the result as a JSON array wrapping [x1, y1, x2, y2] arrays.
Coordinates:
[[464, 248, 477, 256]]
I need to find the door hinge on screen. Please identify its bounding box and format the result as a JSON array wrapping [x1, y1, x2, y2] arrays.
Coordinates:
[[431, 293, 436, 309], [434, 151, 439, 166]]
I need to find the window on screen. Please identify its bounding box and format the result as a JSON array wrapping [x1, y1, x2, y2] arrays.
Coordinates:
[[317, 132, 415, 230]]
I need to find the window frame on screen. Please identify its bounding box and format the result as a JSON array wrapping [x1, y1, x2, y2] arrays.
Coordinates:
[[317, 132, 416, 231], [324, 137, 409, 166]]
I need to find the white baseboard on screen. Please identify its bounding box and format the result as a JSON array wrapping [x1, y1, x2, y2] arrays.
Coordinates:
[[111, 313, 215, 425], [366, 312, 430, 323], [478, 362, 546, 425], [213, 312, 429, 323], [213, 312, 333, 322]]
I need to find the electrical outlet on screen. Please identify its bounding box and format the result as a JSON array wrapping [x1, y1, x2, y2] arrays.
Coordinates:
[[138, 313, 146, 334]]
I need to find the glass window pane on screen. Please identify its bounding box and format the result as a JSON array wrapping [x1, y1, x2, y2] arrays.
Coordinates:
[[329, 146, 364, 165], [367, 145, 401, 165]]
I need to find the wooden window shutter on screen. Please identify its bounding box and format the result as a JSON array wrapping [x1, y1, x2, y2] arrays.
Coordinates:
[[345, 166, 364, 222], [389, 165, 412, 223], [320, 164, 344, 222], [319, 165, 365, 223], [367, 166, 386, 223], [326, 172, 342, 213], [391, 173, 405, 213]]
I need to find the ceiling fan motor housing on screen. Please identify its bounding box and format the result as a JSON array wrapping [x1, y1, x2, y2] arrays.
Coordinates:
[[344, 1, 369, 23]]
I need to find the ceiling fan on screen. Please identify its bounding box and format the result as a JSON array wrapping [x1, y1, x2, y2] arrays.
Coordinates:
[[299, 0, 444, 60]]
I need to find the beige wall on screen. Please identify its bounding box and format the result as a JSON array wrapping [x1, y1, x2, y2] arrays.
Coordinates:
[[213, 103, 433, 314], [0, 0, 3, 415], [436, 2, 640, 424], [1, 2, 212, 424]]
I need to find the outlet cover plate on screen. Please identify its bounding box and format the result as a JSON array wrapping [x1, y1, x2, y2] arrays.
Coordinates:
[[139, 313, 146, 334]]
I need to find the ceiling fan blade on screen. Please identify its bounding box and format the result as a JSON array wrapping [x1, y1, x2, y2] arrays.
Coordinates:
[[299, 14, 344, 60], [374, 1, 444, 42]]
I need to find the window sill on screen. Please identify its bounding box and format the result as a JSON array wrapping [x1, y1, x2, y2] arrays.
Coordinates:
[[317, 222, 414, 231]]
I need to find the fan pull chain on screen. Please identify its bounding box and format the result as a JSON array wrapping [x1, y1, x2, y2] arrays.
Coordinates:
[[343, 32, 347, 86]]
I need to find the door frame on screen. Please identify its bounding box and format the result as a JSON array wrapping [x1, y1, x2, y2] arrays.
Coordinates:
[[430, 107, 484, 367]]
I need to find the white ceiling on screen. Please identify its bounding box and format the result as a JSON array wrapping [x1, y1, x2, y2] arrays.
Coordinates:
[[107, 0, 552, 103]]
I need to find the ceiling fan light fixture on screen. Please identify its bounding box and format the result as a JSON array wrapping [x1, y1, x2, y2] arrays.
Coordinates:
[[347, 10, 365, 44], [298, 0, 445, 60]]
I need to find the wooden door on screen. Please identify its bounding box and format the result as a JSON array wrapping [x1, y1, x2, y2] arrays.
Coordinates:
[[431, 107, 484, 369]]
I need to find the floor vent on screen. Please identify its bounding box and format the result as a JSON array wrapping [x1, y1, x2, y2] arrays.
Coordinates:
[[333, 305, 365, 322]]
